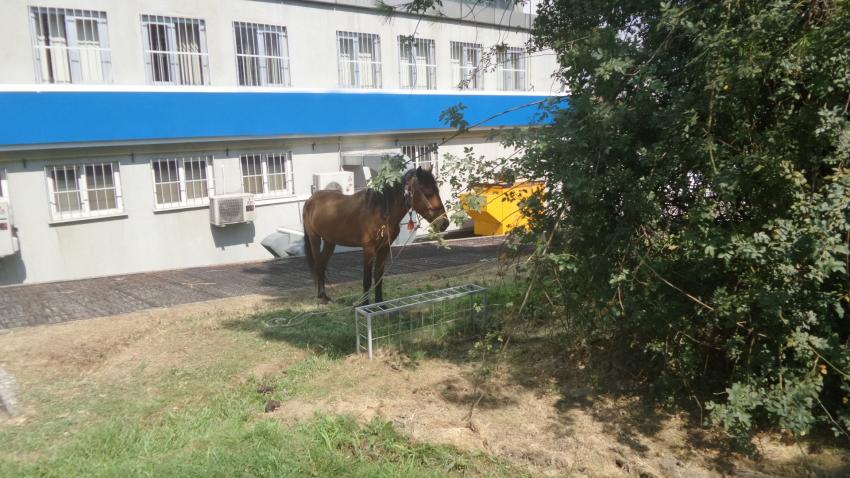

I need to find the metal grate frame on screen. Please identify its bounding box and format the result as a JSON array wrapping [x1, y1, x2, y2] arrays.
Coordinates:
[[151, 156, 215, 209], [497, 47, 527, 91], [355, 284, 488, 359], [337, 31, 382, 88], [450, 41, 483, 90], [233, 21, 291, 87], [398, 36, 436, 89], [141, 15, 209, 85], [29, 6, 112, 84], [240, 152, 293, 197], [45, 162, 123, 221]]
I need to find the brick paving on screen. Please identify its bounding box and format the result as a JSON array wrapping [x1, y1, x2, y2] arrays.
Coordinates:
[[0, 236, 505, 330]]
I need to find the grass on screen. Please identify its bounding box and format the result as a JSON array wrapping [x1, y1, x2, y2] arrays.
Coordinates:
[[0, 264, 520, 477], [0, 343, 509, 478]]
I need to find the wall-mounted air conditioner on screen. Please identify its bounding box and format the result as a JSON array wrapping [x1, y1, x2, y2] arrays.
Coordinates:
[[312, 171, 354, 195], [209, 193, 255, 227], [0, 198, 19, 257]]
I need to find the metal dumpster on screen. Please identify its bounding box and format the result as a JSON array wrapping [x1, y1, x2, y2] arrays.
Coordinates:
[[462, 181, 543, 236]]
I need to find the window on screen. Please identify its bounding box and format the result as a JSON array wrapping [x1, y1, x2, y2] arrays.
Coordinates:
[[151, 156, 214, 209], [234, 22, 291, 87], [341, 152, 396, 190], [337, 31, 382, 88], [398, 36, 436, 89], [402, 144, 439, 176], [498, 47, 527, 91], [45, 163, 123, 221], [29, 7, 112, 84], [0, 170, 7, 198], [450, 42, 482, 90], [141, 15, 209, 85], [240, 152, 293, 197]]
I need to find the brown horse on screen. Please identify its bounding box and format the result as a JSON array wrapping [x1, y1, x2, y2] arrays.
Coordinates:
[[302, 167, 448, 305]]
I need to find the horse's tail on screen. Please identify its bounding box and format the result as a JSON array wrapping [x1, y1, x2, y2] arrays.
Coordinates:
[[302, 206, 315, 277]]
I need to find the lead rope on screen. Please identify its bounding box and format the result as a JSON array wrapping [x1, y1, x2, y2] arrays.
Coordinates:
[[405, 182, 415, 231]]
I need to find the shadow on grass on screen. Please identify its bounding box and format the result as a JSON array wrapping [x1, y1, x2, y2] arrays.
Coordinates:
[[223, 306, 358, 358], [223, 277, 850, 476]]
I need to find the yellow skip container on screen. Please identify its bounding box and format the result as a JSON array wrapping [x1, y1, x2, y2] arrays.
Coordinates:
[[462, 181, 543, 236]]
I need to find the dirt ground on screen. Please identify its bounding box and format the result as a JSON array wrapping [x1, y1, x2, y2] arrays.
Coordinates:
[[1, 288, 848, 477]]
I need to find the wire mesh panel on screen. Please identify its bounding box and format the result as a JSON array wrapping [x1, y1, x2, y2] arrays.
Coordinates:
[[450, 41, 483, 90], [29, 7, 112, 84], [398, 36, 436, 89], [497, 47, 527, 91], [233, 22, 291, 87], [141, 15, 209, 85], [355, 284, 488, 359], [337, 31, 382, 88]]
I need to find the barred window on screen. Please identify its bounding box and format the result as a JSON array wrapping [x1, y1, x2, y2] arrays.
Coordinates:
[[45, 163, 123, 221], [141, 15, 209, 85], [450, 42, 482, 90], [398, 36, 436, 89], [337, 31, 382, 88], [151, 156, 214, 209], [234, 22, 291, 87], [497, 47, 527, 91], [402, 144, 439, 176], [29, 7, 112, 84], [241, 152, 293, 197]]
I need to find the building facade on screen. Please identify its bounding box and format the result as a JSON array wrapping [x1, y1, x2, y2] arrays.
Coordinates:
[[0, 0, 557, 285]]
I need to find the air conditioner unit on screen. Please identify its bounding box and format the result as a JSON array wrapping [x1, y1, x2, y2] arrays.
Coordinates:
[[209, 193, 255, 227], [0, 198, 19, 257], [313, 171, 354, 195]]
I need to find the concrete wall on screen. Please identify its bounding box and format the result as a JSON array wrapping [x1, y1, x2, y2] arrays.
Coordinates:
[[0, 0, 556, 92], [0, 132, 511, 284]]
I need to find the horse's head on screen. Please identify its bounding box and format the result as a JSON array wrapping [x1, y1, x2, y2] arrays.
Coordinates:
[[407, 166, 449, 232]]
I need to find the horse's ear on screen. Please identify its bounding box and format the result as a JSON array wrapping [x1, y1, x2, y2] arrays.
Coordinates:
[[416, 166, 423, 179]]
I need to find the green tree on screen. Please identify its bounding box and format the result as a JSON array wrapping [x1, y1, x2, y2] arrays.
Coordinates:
[[454, 0, 850, 443]]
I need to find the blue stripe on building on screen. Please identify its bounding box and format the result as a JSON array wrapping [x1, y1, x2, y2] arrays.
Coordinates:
[[0, 91, 561, 147]]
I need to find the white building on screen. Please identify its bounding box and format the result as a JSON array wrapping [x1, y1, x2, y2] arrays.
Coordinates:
[[0, 0, 557, 285]]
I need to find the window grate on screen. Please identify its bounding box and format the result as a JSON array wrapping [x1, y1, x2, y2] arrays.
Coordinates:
[[151, 156, 215, 209], [497, 47, 527, 91], [141, 15, 209, 85], [234, 22, 291, 87], [29, 7, 112, 84], [402, 143, 439, 176], [450, 41, 483, 90], [398, 36, 436, 89], [45, 162, 122, 220], [240, 152, 293, 197], [337, 31, 382, 88]]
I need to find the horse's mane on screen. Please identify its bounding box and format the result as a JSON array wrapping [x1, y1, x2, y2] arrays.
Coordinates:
[[366, 169, 418, 217]]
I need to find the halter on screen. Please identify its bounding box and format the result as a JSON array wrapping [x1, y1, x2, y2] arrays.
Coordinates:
[[404, 178, 416, 231]]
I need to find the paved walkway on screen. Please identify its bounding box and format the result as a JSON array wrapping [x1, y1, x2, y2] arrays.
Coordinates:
[[0, 236, 505, 330]]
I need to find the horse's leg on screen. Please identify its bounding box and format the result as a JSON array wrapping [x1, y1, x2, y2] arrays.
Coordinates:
[[306, 233, 326, 303], [373, 245, 389, 303], [317, 241, 336, 303], [361, 246, 375, 306]]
